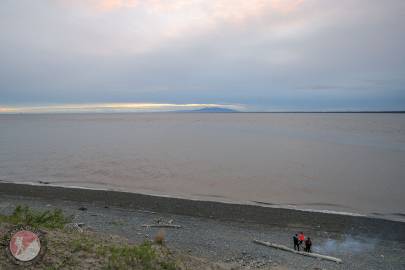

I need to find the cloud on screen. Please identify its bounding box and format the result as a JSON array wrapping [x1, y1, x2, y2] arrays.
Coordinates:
[[0, 1, 404, 110], [61, 0, 139, 12], [69, 0, 303, 14], [56, 0, 306, 48]]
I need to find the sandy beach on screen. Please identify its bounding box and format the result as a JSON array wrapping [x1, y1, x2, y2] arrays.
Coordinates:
[[1, 182, 405, 269]]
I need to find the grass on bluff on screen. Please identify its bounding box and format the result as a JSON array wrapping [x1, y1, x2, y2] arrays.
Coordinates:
[[100, 241, 177, 270], [0, 206, 178, 270], [0, 205, 71, 229], [68, 234, 177, 270]]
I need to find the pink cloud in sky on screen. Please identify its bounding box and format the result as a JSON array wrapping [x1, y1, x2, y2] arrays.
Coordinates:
[[64, 0, 304, 17], [55, 0, 304, 55]]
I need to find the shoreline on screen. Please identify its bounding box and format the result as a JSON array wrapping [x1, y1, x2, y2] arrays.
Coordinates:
[[2, 180, 370, 218], [1, 182, 404, 242]]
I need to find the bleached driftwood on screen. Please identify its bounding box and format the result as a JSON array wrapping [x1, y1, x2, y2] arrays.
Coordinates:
[[253, 240, 342, 264], [142, 224, 182, 229]]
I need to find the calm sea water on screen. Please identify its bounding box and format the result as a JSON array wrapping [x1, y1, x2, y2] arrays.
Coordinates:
[[1, 113, 404, 221]]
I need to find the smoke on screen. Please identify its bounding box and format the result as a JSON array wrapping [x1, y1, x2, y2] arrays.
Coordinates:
[[313, 235, 377, 254]]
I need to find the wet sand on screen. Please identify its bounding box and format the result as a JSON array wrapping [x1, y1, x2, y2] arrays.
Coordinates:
[[1, 182, 404, 242]]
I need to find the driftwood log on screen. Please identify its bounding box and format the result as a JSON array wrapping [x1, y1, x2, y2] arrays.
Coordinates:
[[142, 224, 182, 229], [253, 240, 342, 264]]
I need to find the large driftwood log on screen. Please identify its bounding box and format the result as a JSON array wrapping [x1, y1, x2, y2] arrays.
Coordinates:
[[253, 240, 342, 264], [142, 224, 182, 229]]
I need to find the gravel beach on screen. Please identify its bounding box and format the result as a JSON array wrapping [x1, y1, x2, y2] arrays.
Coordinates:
[[0, 184, 404, 269]]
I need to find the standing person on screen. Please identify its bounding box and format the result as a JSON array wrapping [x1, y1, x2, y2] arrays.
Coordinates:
[[305, 237, 312, 252], [298, 232, 305, 250], [293, 234, 299, 250]]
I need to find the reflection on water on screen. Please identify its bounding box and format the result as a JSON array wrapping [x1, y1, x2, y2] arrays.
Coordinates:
[[0, 113, 404, 221]]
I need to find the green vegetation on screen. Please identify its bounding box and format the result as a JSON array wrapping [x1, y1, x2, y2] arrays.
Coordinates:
[[0, 206, 178, 270], [102, 242, 176, 270], [68, 234, 177, 270], [0, 205, 71, 229]]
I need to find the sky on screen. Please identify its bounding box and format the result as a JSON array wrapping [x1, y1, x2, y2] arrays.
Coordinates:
[[0, 0, 405, 112]]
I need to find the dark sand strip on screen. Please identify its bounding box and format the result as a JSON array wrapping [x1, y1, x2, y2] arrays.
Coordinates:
[[1, 182, 404, 242]]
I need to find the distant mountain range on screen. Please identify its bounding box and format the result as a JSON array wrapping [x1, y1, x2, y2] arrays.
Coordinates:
[[178, 107, 239, 113]]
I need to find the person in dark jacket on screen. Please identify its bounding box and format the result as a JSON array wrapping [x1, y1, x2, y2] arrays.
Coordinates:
[[293, 234, 299, 250], [305, 237, 312, 252]]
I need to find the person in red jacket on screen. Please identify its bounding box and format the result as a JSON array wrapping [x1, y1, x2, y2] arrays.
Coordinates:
[[298, 232, 305, 250]]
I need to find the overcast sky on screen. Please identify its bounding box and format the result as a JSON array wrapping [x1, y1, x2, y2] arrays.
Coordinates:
[[1, 0, 404, 112]]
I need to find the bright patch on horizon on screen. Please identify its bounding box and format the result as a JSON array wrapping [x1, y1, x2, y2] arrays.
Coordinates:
[[0, 103, 243, 114]]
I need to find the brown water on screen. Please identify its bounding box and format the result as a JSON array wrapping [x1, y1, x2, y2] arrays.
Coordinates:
[[1, 113, 404, 221]]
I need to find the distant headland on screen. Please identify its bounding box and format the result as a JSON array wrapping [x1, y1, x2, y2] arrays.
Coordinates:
[[177, 107, 239, 113]]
